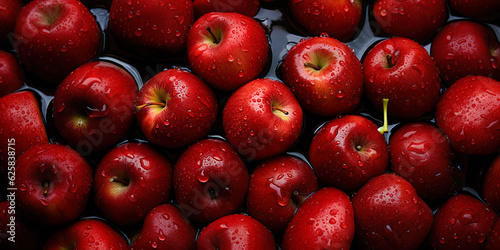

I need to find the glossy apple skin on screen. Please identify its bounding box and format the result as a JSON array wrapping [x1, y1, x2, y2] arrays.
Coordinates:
[[309, 115, 389, 192], [390, 123, 457, 200], [281, 36, 363, 116], [193, 0, 260, 18], [486, 219, 500, 249], [223, 78, 303, 161], [93, 142, 173, 226], [16, 144, 93, 226], [13, 0, 101, 84], [352, 173, 433, 250], [173, 138, 249, 224], [435, 76, 500, 155], [196, 214, 276, 250], [43, 219, 128, 250], [135, 69, 218, 149], [363, 37, 441, 119], [187, 12, 269, 91], [0, 201, 40, 250], [287, 0, 363, 41], [0, 50, 24, 97], [131, 204, 197, 250], [372, 0, 447, 42], [449, 0, 500, 21], [483, 155, 500, 213], [282, 187, 355, 250], [53, 61, 138, 155], [426, 194, 498, 250], [0, 91, 48, 177], [109, 0, 194, 54], [431, 21, 500, 85], [246, 155, 319, 233], [0, 0, 22, 44]]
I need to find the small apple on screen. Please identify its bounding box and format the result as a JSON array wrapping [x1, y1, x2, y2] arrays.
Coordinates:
[[193, 0, 260, 18], [483, 155, 500, 213], [222, 78, 303, 161], [0, 0, 22, 44], [0, 50, 24, 97]]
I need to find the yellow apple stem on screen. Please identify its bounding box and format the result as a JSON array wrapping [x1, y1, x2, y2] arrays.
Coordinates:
[[136, 102, 166, 111], [43, 182, 49, 196], [378, 98, 389, 135]]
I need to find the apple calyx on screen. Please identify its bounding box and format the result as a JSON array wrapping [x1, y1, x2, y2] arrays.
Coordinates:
[[386, 54, 395, 68], [208, 186, 218, 199], [378, 98, 389, 135], [206, 27, 221, 44]]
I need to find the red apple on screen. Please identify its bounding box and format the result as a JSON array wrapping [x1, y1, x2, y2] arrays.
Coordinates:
[[449, 0, 500, 21], [187, 12, 269, 91], [131, 204, 197, 250], [246, 155, 319, 233], [389, 122, 458, 200], [13, 0, 101, 84], [173, 138, 249, 224], [93, 142, 173, 226], [435, 76, 500, 155], [281, 36, 363, 116], [0, 50, 24, 97], [0, 201, 40, 250], [430, 20, 500, 85], [372, 0, 447, 42], [483, 155, 500, 213], [193, 0, 260, 18], [109, 0, 194, 55], [16, 144, 93, 226], [352, 173, 433, 249], [0, 0, 22, 44], [53, 61, 138, 155], [135, 68, 218, 149], [222, 78, 303, 161], [0, 91, 49, 178], [363, 37, 441, 119], [486, 219, 500, 249], [43, 219, 128, 249], [196, 214, 276, 249], [426, 194, 498, 250], [282, 187, 355, 250], [287, 0, 363, 41], [308, 115, 389, 192]]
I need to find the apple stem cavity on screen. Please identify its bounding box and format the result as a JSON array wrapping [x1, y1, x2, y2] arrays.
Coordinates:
[[209, 186, 218, 199], [304, 62, 322, 71], [378, 98, 389, 135], [110, 176, 129, 186], [136, 101, 166, 111], [42, 182, 50, 196], [206, 27, 221, 44], [355, 145, 363, 151], [386, 54, 395, 68], [272, 106, 289, 115]]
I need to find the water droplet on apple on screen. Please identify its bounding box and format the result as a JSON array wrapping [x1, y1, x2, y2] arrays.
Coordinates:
[[197, 170, 209, 183]]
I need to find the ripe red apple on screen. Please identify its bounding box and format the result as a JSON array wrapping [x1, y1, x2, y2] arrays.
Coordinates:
[[43, 219, 128, 249], [372, 0, 447, 42], [486, 219, 500, 249], [281, 36, 363, 116], [0, 50, 24, 97], [483, 155, 500, 213], [173, 138, 249, 224], [287, 0, 363, 41], [449, 0, 500, 21], [246, 155, 319, 233], [389, 122, 458, 200], [0, 91, 48, 177], [187, 12, 269, 91], [0, 201, 40, 250], [435, 76, 500, 155], [193, 0, 260, 18], [363, 37, 441, 119], [16, 144, 93, 226], [426, 194, 498, 250], [352, 173, 433, 249], [196, 214, 276, 249], [13, 0, 101, 84], [282, 187, 355, 250], [53, 61, 138, 155], [135, 68, 218, 149], [0, 0, 22, 44], [93, 142, 173, 226], [222, 78, 303, 161], [109, 0, 194, 55], [308, 115, 389, 192], [430, 20, 500, 85], [131, 204, 197, 250]]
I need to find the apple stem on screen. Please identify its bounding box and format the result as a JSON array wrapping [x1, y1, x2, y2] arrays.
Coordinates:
[[110, 176, 129, 186], [355, 145, 363, 151], [272, 106, 289, 115], [304, 62, 322, 71], [136, 102, 166, 111], [206, 27, 220, 44], [42, 182, 49, 196], [386, 54, 395, 68], [378, 98, 389, 135]]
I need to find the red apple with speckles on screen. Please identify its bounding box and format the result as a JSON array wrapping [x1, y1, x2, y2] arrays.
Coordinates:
[[308, 115, 389, 193], [0, 0, 22, 44], [435, 76, 500, 155], [93, 142, 173, 226], [193, 0, 260, 18], [135, 68, 218, 149], [449, 0, 500, 21], [352, 173, 433, 250], [0, 50, 24, 97], [363, 37, 441, 119], [196, 214, 276, 250], [483, 155, 500, 213], [281, 36, 363, 116], [246, 155, 319, 233]]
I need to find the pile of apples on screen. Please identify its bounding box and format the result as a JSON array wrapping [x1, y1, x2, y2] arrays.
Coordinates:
[[1, 0, 500, 249]]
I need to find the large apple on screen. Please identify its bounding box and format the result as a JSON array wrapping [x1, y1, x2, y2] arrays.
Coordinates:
[[93, 142, 173, 226], [135, 68, 218, 149], [53, 61, 138, 155], [13, 0, 101, 84], [222, 78, 303, 161], [0, 50, 24, 97], [187, 12, 269, 91], [193, 0, 260, 18], [308, 115, 389, 192], [281, 36, 363, 116], [363, 37, 441, 119], [173, 138, 249, 224]]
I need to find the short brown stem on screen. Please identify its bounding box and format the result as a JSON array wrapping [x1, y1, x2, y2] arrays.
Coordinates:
[[136, 102, 166, 111], [206, 27, 220, 44], [304, 62, 322, 71], [386, 54, 395, 68], [272, 106, 289, 115], [42, 182, 49, 196]]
